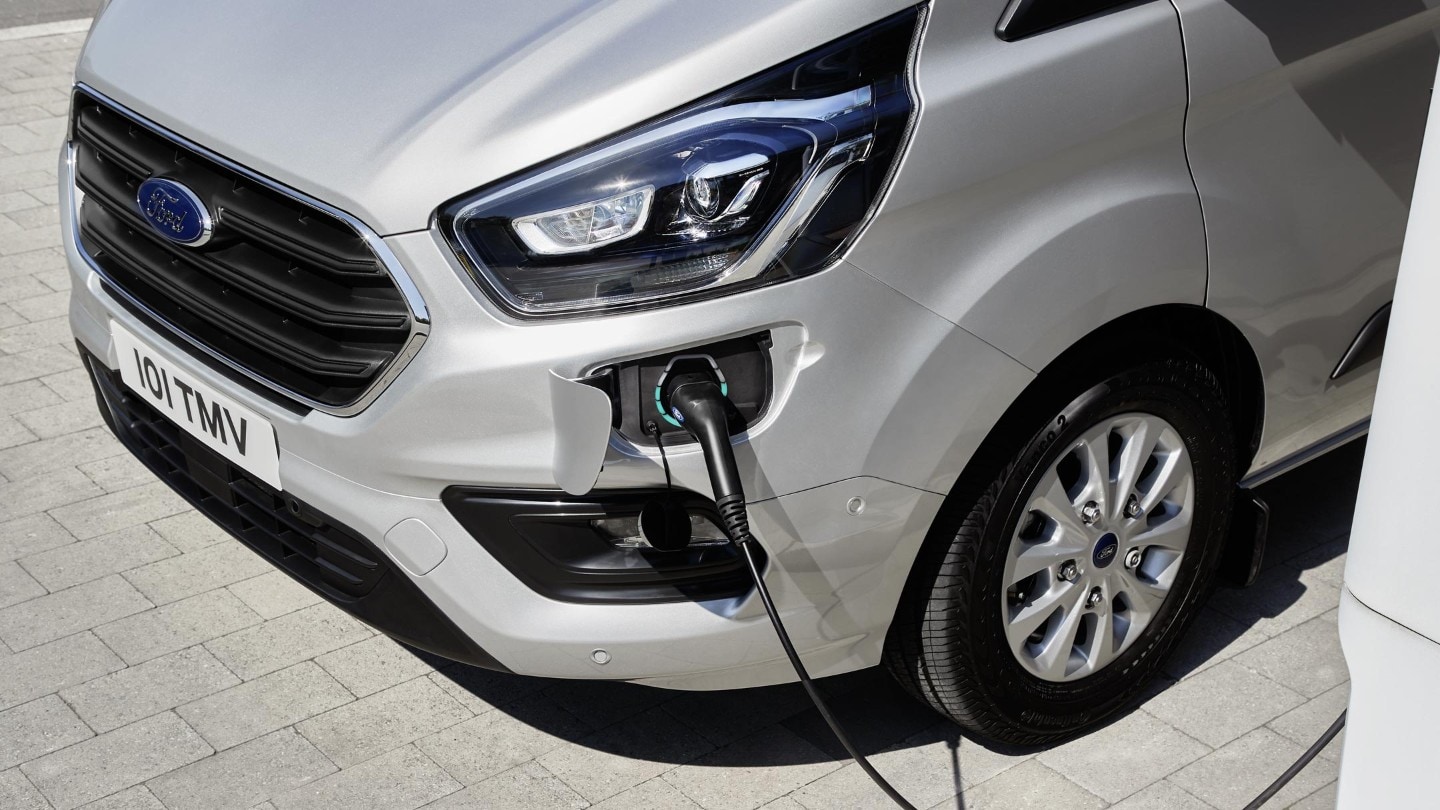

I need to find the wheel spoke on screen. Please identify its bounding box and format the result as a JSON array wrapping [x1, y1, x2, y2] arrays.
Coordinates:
[[1029, 472, 1088, 540], [1074, 428, 1111, 519], [1131, 508, 1193, 551], [1139, 441, 1192, 514], [1008, 540, 1080, 585], [1033, 595, 1087, 680], [1111, 418, 1157, 520], [1116, 569, 1168, 617], [1006, 584, 1075, 643]]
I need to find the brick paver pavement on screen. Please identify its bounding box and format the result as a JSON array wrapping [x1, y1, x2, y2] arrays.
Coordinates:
[[0, 19, 1351, 810]]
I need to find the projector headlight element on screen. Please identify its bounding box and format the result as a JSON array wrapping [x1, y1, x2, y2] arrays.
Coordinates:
[[440, 8, 924, 317]]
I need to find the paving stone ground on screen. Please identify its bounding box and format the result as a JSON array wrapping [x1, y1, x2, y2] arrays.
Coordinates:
[[0, 20, 1352, 810]]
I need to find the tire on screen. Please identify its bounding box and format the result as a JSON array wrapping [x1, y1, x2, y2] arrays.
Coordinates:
[[884, 359, 1236, 746]]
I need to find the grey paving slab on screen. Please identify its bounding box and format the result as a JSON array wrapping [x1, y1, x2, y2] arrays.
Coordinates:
[[1105, 780, 1213, 810], [19, 523, 178, 592], [121, 540, 271, 606], [0, 466, 104, 522], [227, 570, 321, 621], [1290, 780, 1338, 810], [589, 776, 706, 810], [1163, 606, 1271, 681], [0, 510, 73, 561], [1207, 566, 1342, 639], [427, 762, 588, 810], [1142, 660, 1307, 748], [0, 558, 43, 607], [0, 631, 124, 710], [0, 694, 93, 770], [60, 645, 240, 734], [0, 767, 48, 810], [76, 784, 166, 809], [146, 510, 231, 553], [49, 481, 190, 540], [270, 744, 460, 810], [539, 707, 714, 804], [1234, 610, 1346, 698], [1037, 710, 1210, 803], [315, 634, 434, 697], [1169, 727, 1335, 810], [20, 711, 212, 810], [957, 759, 1106, 810], [662, 723, 849, 810], [0, 378, 61, 415], [416, 692, 592, 786], [1267, 682, 1350, 761], [0, 427, 121, 479], [93, 588, 262, 665], [204, 602, 372, 680], [76, 453, 155, 493], [146, 727, 336, 810], [296, 674, 470, 768], [794, 720, 1033, 810], [0, 573, 151, 651], [177, 661, 353, 752]]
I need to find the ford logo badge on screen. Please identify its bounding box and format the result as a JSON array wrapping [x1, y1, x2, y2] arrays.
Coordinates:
[[136, 177, 213, 247], [1093, 532, 1119, 569]]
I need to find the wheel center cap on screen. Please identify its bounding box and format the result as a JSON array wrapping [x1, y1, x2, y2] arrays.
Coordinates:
[[1093, 532, 1119, 569]]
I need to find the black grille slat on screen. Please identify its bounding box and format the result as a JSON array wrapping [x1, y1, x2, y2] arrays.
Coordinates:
[[72, 91, 415, 409]]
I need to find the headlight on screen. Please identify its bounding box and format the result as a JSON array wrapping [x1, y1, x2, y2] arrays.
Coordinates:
[[440, 7, 925, 317]]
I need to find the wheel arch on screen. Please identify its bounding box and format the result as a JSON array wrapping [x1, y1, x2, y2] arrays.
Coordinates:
[[889, 303, 1264, 627]]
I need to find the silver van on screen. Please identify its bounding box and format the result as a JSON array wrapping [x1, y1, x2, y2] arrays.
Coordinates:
[[63, 0, 1436, 745]]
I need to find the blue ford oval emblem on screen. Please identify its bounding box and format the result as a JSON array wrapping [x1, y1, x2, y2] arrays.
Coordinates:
[[136, 178, 213, 247], [1093, 533, 1119, 569]]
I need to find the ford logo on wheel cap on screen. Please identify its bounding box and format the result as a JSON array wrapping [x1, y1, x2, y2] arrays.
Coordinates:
[[136, 177, 213, 247]]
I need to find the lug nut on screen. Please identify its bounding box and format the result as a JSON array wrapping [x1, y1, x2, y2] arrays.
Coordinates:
[[1058, 561, 1078, 582], [1080, 501, 1101, 525], [1086, 587, 1104, 608], [1124, 494, 1142, 519], [1125, 548, 1142, 569]]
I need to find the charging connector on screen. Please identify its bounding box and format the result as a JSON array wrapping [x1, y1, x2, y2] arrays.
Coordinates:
[[660, 371, 917, 810]]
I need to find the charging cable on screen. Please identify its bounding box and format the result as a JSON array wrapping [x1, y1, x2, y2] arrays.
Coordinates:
[[661, 372, 917, 810]]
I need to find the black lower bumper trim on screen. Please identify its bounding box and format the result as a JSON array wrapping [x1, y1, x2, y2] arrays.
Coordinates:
[[442, 487, 758, 604], [81, 346, 507, 672]]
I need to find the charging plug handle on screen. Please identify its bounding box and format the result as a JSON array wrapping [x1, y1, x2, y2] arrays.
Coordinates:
[[663, 375, 752, 543]]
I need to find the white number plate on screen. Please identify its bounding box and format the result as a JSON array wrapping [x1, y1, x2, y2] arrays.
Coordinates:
[[111, 322, 282, 489]]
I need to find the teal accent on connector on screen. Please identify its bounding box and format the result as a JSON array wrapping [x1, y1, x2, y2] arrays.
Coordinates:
[[663, 413, 682, 427], [720, 382, 728, 397]]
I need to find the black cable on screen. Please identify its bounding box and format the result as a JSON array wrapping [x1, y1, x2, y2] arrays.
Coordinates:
[[1243, 710, 1346, 810], [735, 535, 918, 810], [648, 421, 674, 491]]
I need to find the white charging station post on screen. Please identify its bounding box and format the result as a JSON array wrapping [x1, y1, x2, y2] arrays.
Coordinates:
[[1335, 60, 1440, 806]]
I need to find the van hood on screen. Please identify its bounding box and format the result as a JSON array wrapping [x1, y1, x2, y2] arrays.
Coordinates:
[[78, 0, 911, 234]]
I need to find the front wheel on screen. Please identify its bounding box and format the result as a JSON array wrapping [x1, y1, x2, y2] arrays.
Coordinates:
[[884, 360, 1236, 746]]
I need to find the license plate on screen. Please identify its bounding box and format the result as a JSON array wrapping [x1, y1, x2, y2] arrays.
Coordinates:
[[111, 322, 282, 489]]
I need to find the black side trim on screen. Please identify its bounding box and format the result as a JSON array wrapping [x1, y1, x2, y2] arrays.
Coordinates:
[[1331, 303, 1391, 380], [997, 0, 1151, 41], [80, 346, 507, 672], [442, 488, 759, 604]]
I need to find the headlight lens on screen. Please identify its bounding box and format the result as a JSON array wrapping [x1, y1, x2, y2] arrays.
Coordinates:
[[440, 8, 924, 317]]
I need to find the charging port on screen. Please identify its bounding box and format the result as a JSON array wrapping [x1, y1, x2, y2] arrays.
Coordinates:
[[588, 333, 772, 445]]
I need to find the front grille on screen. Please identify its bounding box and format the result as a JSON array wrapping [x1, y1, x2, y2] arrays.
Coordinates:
[[87, 355, 384, 598], [71, 89, 417, 410]]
